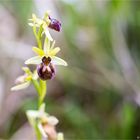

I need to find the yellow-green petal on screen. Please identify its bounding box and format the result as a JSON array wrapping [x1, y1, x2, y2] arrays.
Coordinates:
[[52, 56, 68, 66], [25, 56, 42, 65], [25, 75, 32, 81], [49, 47, 60, 56], [50, 40, 55, 49], [45, 29, 53, 41], [22, 67, 31, 74], [44, 37, 50, 55], [32, 47, 45, 56], [11, 81, 30, 91], [28, 23, 34, 26]]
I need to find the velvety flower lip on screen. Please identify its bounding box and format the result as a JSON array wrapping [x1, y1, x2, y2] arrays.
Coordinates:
[[48, 16, 61, 32], [37, 57, 55, 81]]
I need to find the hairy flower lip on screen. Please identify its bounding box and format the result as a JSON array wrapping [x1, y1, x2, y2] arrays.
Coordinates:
[[48, 16, 61, 32], [37, 62, 55, 81], [37, 56, 55, 80]]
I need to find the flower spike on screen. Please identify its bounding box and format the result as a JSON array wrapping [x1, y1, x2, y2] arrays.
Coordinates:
[[12, 11, 66, 139]]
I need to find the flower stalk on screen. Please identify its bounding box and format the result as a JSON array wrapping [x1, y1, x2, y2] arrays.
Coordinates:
[[11, 11, 67, 140], [39, 80, 47, 107]]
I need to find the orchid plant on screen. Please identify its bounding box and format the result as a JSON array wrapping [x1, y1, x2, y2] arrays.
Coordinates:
[[11, 11, 67, 140]]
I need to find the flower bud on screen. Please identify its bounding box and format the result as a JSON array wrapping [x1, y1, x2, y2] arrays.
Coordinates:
[[37, 56, 55, 80], [48, 16, 61, 32]]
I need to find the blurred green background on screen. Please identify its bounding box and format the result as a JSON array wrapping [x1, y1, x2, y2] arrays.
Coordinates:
[[0, 0, 140, 139]]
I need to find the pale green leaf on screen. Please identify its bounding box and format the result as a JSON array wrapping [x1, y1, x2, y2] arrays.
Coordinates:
[[32, 47, 44, 56], [28, 23, 40, 27], [11, 81, 30, 91], [44, 37, 50, 55], [50, 40, 55, 49], [25, 56, 42, 65], [52, 56, 68, 66], [45, 29, 53, 41]]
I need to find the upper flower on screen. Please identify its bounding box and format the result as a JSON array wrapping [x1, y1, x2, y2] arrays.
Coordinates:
[[28, 13, 48, 28], [28, 12, 62, 41]]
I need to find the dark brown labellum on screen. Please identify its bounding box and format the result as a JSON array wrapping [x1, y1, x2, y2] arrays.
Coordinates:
[[48, 16, 61, 32], [37, 56, 55, 80]]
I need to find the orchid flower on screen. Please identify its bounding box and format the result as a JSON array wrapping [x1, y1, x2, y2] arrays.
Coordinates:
[[26, 104, 59, 139], [28, 12, 61, 42], [11, 67, 38, 91]]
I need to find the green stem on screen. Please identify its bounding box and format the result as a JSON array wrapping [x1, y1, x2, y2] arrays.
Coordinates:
[[35, 123, 42, 140], [31, 24, 47, 140], [32, 79, 47, 107], [32, 79, 46, 140], [32, 79, 41, 96], [39, 80, 47, 107], [38, 25, 43, 39], [33, 26, 42, 49], [37, 25, 43, 49]]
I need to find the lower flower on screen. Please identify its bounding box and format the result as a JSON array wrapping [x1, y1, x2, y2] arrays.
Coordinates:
[[26, 104, 64, 140]]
